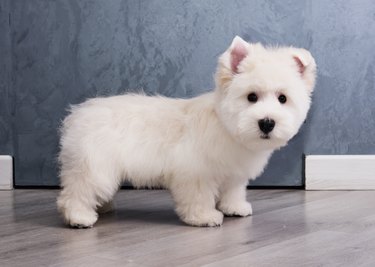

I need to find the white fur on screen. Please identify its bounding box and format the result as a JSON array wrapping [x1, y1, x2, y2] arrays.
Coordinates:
[[57, 36, 316, 228]]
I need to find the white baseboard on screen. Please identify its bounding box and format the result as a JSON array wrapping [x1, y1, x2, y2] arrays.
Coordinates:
[[305, 155, 375, 190], [0, 155, 13, 190]]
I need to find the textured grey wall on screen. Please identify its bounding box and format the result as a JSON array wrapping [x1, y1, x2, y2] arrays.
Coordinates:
[[0, 0, 13, 156], [1, 0, 375, 186]]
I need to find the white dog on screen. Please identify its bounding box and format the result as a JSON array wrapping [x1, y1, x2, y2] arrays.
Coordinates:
[[57, 36, 316, 228]]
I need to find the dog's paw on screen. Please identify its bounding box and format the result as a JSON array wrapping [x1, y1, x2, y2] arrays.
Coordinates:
[[218, 201, 253, 217], [65, 209, 98, 229], [181, 209, 224, 227], [70, 223, 94, 229]]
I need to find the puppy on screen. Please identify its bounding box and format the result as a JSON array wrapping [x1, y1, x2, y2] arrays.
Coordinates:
[[57, 36, 316, 228]]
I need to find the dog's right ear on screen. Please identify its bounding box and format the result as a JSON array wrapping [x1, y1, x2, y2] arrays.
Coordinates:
[[229, 36, 249, 74], [215, 36, 250, 90]]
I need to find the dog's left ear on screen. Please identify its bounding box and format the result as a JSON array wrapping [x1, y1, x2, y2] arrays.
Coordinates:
[[292, 49, 317, 92]]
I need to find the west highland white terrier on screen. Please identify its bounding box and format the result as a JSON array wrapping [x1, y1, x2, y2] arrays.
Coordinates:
[[57, 36, 316, 228]]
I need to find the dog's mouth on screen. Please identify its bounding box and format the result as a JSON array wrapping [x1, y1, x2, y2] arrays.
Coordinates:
[[260, 134, 271, 140]]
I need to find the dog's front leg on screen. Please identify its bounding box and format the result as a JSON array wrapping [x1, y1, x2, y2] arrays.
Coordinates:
[[170, 178, 223, 227], [217, 180, 252, 217]]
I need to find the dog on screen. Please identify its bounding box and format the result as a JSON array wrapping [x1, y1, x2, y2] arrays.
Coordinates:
[[57, 36, 316, 228]]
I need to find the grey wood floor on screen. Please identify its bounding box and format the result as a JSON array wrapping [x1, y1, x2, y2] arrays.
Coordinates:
[[1, 190, 375, 267]]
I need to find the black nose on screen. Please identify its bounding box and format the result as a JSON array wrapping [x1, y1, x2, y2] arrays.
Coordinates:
[[258, 118, 275, 134]]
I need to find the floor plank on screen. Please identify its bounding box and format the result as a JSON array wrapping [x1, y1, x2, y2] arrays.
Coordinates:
[[0, 190, 375, 266]]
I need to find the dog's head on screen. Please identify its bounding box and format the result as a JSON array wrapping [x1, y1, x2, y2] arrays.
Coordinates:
[[215, 36, 316, 151]]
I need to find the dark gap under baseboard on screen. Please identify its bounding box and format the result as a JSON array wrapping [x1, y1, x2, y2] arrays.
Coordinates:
[[247, 185, 304, 190], [14, 185, 305, 190]]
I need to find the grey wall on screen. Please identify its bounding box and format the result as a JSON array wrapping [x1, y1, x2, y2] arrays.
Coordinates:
[[1, 0, 374, 186], [0, 0, 13, 156]]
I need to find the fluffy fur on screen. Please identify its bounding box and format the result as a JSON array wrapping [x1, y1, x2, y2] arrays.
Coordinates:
[[57, 36, 316, 228]]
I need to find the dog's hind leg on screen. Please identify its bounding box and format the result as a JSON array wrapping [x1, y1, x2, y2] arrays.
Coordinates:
[[57, 159, 121, 228], [57, 177, 98, 228]]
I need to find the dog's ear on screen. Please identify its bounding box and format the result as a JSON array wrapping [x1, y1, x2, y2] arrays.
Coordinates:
[[215, 36, 251, 89], [292, 49, 317, 92], [229, 36, 249, 73]]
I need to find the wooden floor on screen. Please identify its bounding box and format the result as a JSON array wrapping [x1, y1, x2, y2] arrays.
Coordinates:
[[1, 190, 375, 267]]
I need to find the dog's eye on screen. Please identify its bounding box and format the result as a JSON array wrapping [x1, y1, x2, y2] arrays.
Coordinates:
[[278, 94, 287, 104], [247, 93, 258, 103]]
